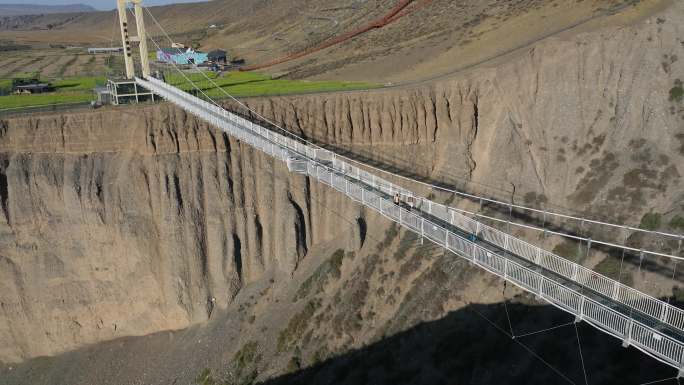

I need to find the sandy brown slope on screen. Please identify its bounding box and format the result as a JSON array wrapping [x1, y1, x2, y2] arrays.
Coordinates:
[[0, 1, 683, 383], [0, 0, 682, 383], [0, 0, 672, 84]]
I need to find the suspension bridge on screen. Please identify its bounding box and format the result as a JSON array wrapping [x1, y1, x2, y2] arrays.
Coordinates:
[[116, 0, 684, 378]]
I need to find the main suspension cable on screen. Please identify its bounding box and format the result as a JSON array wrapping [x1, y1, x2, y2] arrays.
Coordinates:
[[139, 5, 684, 264], [142, 10, 684, 261]]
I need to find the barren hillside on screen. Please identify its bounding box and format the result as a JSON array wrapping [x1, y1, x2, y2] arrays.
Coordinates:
[[0, 0, 683, 384], [0, 4, 95, 17], [0, 0, 672, 82]]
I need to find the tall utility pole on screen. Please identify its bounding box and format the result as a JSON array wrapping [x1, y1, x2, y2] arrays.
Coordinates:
[[116, 0, 151, 79]]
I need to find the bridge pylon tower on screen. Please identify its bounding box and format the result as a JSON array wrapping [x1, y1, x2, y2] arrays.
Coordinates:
[[101, 0, 156, 105], [116, 0, 151, 79]]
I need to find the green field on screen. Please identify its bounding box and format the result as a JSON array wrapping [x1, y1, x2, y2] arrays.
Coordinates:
[[166, 70, 267, 88], [224, 78, 381, 97], [0, 79, 10, 94], [0, 93, 94, 110], [53, 76, 105, 91], [165, 71, 381, 98], [0, 75, 105, 110], [0, 71, 380, 111]]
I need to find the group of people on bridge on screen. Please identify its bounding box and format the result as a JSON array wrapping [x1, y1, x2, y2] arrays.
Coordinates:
[[393, 192, 416, 210], [393, 192, 478, 243]]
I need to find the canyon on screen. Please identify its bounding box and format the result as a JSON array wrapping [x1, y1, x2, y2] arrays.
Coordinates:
[[0, 0, 683, 384]]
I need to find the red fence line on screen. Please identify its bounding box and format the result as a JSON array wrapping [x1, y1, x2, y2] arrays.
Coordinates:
[[240, 0, 426, 72], [386, 0, 432, 24]]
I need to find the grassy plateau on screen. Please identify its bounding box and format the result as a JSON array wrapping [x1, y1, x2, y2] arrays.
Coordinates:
[[165, 70, 381, 98], [0, 70, 380, 110], [0, 75, 105, 110]]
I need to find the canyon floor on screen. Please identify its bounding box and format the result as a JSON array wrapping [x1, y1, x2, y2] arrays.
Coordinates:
[[1, 0, 684, 384]]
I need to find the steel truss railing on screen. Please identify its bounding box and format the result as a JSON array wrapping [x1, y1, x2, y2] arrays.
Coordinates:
[[137, 76, 684, 373]]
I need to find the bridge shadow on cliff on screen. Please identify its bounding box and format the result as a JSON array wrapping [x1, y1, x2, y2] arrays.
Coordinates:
[[258, 301, 681, 385]]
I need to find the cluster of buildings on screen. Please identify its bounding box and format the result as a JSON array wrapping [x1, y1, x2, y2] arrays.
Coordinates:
[[85, 44, 231, 67], [83, 41, 240, 107], [155, 48, 227, 66], [85, 43, 241, 71]]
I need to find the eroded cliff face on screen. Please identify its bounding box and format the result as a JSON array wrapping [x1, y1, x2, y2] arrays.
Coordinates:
[[240, 6, 684, 226], [0, 105, 369, 363], [229, 4, 684, 303], [1, 1, 683, 369]]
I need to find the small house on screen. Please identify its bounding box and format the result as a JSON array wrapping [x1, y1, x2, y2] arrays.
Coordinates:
[[12, 78, 53, 94], [88, 47, 124, 54], [156, 48, 208, 65], [207, 49, 227, 64]]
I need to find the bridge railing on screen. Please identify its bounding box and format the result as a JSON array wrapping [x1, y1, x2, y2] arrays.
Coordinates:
[[333, 161, 684, 369], [329, 153, 684, 332], [137, 76, 684, 370], [141, 75, 684, 333]]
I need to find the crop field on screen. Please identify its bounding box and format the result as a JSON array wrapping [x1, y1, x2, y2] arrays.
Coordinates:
[[0, 92, 95, 110], [0, 75, 106, 110], [0, 46, 122, 110], [0, 46, 116, 110], [166, 70, 381, 98], [1, 69, 380, 110], [0, 48, 113, 79], [0, 45, 379, 110], [52, 76, 106, 91]]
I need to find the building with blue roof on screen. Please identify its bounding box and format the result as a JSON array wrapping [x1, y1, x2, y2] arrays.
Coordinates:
[[156, 48, 208, 65]]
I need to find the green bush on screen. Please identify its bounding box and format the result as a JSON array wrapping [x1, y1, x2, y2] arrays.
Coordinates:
[[639, 212, 662, 230], [669, 215, 684, 231], [237, 369, 258, 385], [294, 249, 345, 301], [552, 240, 581, 261], [277, 299, 320, 352], [195, 368, 216, 385], [0, 79, 11, 94], [234, 341, 260, 375], [670, 79, 684, 103], [393, 233, 419, 261], [287, 354, 302, 373], [673, 287, 684, 303], [311, 346, 329, 365], [593, 257, 632, 285], [377, 223, 399, 251]]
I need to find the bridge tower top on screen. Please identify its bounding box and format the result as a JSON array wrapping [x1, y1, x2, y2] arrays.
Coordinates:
[[116, 0, 151, 79]]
